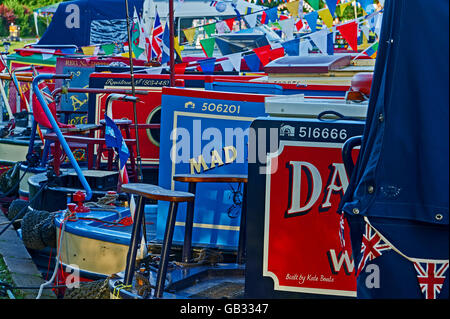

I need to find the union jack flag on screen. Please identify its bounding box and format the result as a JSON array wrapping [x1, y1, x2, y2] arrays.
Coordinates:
[[150, 9, 163, 60], [356, 223, 391, 276], [413, 261, 449, 299]]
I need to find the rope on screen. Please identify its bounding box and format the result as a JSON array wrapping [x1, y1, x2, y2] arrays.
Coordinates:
[[36, 210, 70, 299], [363, 216, 449, 264], [112, 283, 132, 299]]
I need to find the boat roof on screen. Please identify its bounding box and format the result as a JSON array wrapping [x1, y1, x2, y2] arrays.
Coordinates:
[[264, 55, 353, 74]]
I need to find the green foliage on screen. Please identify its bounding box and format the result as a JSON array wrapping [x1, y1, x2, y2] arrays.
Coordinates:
[[0, 0, 66, 38]]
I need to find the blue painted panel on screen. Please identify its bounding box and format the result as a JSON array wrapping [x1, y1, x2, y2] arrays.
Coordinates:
[[157, 89, 267, 249]]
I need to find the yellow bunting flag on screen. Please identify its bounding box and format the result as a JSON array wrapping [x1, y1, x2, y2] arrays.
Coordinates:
[[183, 27, 196, 44], [81, 46, 97, 56], [285, 0, 300, 18], [337, 2, 351, 16], [317, 8, 334, 29]]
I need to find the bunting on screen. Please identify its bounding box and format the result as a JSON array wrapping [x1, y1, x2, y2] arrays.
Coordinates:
[[358, 217, 450, 300], [200, 37, 216, 57], [304, 11, 318, 32], [308, 28, 329, 54], [226, 52, 243, 72], [243, 53, 261, 72], [336, 21, 358, 51], [413, 261, 449, 300], [198, 58, 217, 74], [325, 0, 338, 16], [356, 222, 391, 277], [183, 27, 196, 44], [285, 0, 300, 18], [317, 7, 334, 29], [204, 23, 217, 37]]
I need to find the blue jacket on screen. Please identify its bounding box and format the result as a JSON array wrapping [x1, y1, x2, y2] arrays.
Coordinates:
[[341, 0, 449, 226]]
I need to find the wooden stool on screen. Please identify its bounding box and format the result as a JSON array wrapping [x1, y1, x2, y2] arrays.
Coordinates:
[[96, 119, 138, 182], [120, 183, 195, 298], [173, 174, 248, 265]]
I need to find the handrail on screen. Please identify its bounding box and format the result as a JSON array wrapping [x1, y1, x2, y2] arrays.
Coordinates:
[[32, 73, 93, 201], [341, 135, 362, 178]]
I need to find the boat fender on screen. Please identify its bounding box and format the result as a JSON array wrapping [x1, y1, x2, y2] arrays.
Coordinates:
[[21, 210, 56, 250], [350, 72, 373, 96], [7, 199, 29, 229]]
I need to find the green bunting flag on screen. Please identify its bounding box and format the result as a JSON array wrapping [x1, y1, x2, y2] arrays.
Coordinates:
[[204, 23, 217, 37], [101, 43, 116, 55], [200, 37, 216, 57], [307, 0, 320, 10]]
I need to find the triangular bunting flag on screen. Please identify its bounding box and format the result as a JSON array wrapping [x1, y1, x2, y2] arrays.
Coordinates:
[[215, 20, 228, 34], [337, 2, 351, 16], [81, 46, 96, 56], [309, 29, 329, 54], [101, 43, 116, 55], [244, 13, 258, 28], [413, 261, 449, 299], [359, 0, 375, 14], [318, 8, 334, 29], [336, 21, 358, 51], [279, 18, 296, 40], [360, 23, 371, 42], [219, 59, 234, 72], [225, 18, 235, 31], [356, 223, 391, 277], [198, 58, 217, 74], [304, 11, 318, 32], [243, 53, 261, 72], [282, 38, 300, 56], [325, 0, 338, 16], [204, 23, 216, 37], [253, 45, 271, 66], [374, 13, 383, 36], [266, 7, 279, 23], [307, 0, 320, 10], [200, 37, 216, 57], [295, 18, 303, 31], [285, 0, 300, 18], [226, 52, 242, 72], [183, 27, 196, 44]]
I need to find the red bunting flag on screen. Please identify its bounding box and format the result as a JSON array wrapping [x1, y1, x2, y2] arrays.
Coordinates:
[[295, 19, 303, 31], [253, 46, 285, 67], [356, 223, 391, 277], [336, 21, 358, 52], [252, 45, 271, 66], [225, 18, 235, 32]]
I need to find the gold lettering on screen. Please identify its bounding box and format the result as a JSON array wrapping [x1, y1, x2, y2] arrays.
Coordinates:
[[189, 155, 209, 174], [223, 146, 237, 164], [210, 150, 224, 169]]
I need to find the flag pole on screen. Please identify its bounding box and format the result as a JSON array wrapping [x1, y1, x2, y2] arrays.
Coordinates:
[[169, 0, 175, 87], [125, 0, 144, 182]]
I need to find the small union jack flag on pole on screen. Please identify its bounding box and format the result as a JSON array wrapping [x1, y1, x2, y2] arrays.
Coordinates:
[[356, 223, 391, 276], [150, 8, 163, 60], [413, 261, 449, 299]]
